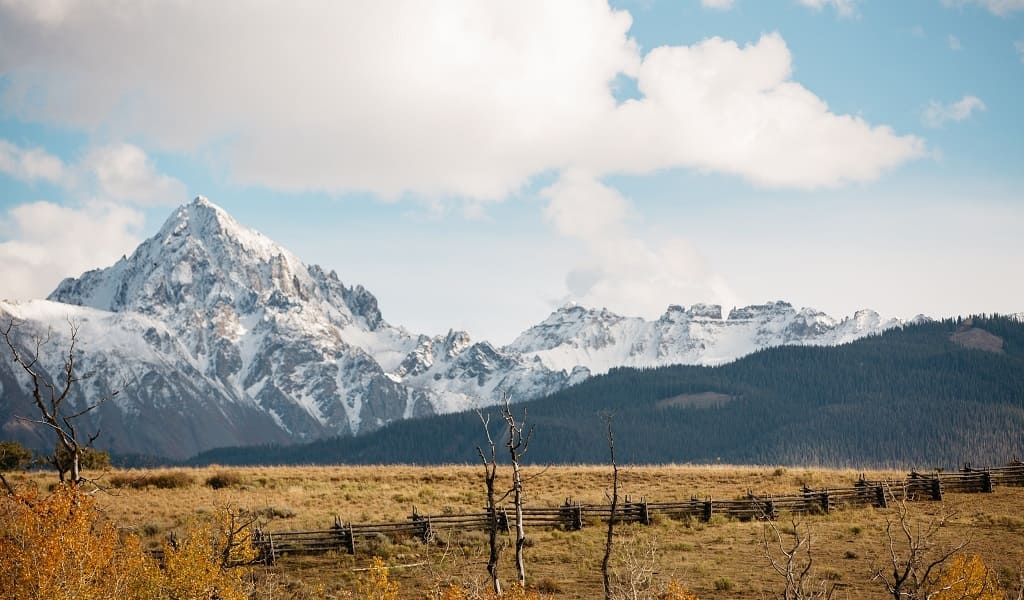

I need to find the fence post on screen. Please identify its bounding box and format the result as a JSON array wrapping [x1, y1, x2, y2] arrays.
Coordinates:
[[702, 499, 713, 523], [331, 516, 351, 556], [982, 470, 994, 493], [560, 500, 584, 530], [820, 489, 830, 514], [875, 484, 887, 509], [930, 477, 943, 501], [411, 510, 434, 543], [639, 497, 651, 525], [253, 526, 274, 565], [801, 486, 814, 514], [346, 524, 356, 554], [422, 516, 434, 543]]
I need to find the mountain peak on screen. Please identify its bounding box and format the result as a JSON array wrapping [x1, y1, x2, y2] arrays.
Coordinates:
[[50, 197, 322, 319], [160, 195, 252, 248]]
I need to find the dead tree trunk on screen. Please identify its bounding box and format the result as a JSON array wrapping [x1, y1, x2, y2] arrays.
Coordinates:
[[501, 391, 533, 588], [476, 409, 503, 596], [1, 319, 113, 486], [601, 414, 618, 600]]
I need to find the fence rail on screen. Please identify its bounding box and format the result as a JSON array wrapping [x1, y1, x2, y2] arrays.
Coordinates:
[[247, 460, 1024, 564]]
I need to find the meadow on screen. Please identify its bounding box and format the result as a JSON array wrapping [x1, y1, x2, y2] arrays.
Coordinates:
[[4, 463, 1023, 599]]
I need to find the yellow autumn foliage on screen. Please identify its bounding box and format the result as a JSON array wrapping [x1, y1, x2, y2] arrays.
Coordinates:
[[662, 578, 700, 600], [930, 553, 1004, 600], [0, 484, 158, 600], [159, 515, 254, 600], [0, 483, 256, 600], [340, 556, 401, 600]]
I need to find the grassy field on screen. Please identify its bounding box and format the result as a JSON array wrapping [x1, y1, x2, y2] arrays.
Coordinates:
[[5, 464, 1023, 599]]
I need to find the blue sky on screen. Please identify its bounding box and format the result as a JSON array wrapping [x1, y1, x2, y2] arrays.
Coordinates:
[[1, 0, 1021, 344]]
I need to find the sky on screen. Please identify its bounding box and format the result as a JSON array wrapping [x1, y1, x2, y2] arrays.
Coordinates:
[[0, 0, 1022, 345]]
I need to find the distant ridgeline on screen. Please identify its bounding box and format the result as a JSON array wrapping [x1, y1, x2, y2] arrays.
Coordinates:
[[187, 315, 1024, 469]]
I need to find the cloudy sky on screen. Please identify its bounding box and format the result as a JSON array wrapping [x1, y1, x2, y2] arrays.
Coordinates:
[[1, 0, 1021, 344]]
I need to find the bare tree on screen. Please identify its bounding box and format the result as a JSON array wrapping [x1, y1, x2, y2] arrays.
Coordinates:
[[602, 413, 619, 600], [476, 408, 504, 596], [873, 492, 969, 600], [501, 390, 533, 588], [762, 517, 835, 600], [1, 318, 115, 485], [610, 532, 661, 600], [217, 506, 261, 567]]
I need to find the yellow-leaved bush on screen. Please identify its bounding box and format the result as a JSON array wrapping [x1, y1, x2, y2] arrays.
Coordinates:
[[0, 483, 255, 600], [663, 578, 701, 600], [341, 556, 401, 600], [930, 553, 1004, 600], [159, 515, 254, 600]]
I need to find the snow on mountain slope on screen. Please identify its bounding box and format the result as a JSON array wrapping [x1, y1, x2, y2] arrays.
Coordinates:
[[8, 197, 571, 457], [506, 301, 902, 375], [2, 196, 905, 459], [0, 299, 291, 459]]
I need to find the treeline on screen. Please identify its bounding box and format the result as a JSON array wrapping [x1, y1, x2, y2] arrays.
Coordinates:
[[188, 315, 1024, 469]]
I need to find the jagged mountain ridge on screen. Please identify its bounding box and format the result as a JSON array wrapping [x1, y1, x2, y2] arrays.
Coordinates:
[[2, 197, 903, 459], [508, 302, 905, 375]]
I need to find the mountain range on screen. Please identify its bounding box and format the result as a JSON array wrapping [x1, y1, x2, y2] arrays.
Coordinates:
[[1, 197, 907, 460], [193, 314, 1024, 468]]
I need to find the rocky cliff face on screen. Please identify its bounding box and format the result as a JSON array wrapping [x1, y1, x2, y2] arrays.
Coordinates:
[[0, 197, 904, 459]]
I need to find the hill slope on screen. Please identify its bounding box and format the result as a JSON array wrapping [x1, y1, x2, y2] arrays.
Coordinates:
[[191, 315, 1024, 468]]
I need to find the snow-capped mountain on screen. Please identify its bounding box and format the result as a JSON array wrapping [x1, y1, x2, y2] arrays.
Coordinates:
[[0, 197, 903, 459], [507, 301, 903, 375]]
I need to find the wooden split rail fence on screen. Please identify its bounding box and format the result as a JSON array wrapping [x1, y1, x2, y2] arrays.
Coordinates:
[[250, 460, 1024, 564]]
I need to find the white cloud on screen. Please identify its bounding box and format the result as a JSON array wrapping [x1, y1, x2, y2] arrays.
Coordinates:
[[0, 2, 921, 199], [0, 139, 64, 182], [0, 138, 185, 300], [541, 171, 736, 318], [947, 34, 961, 50], [0, 201, 144, 301], [0, 138, 187, 205], [796, 0, 860, 17], [922, 95, 986, 128], [81, 143, 188, 206], [586, 33, 925, 188], [701, 0, 736, 10], [942, 0, 1024, 16], [541, 169, 631, 241]]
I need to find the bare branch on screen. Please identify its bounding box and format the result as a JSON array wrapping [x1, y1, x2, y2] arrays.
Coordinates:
[[762, 517, 834, 600], [873, 486, 969, 600], [1, 318, 117, 487]]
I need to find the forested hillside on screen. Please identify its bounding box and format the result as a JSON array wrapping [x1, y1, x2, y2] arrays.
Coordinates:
[[190, 315, 1024, 468]]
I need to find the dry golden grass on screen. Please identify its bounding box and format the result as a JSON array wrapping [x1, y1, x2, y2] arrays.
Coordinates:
[[4, 464, 1022, 599]]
